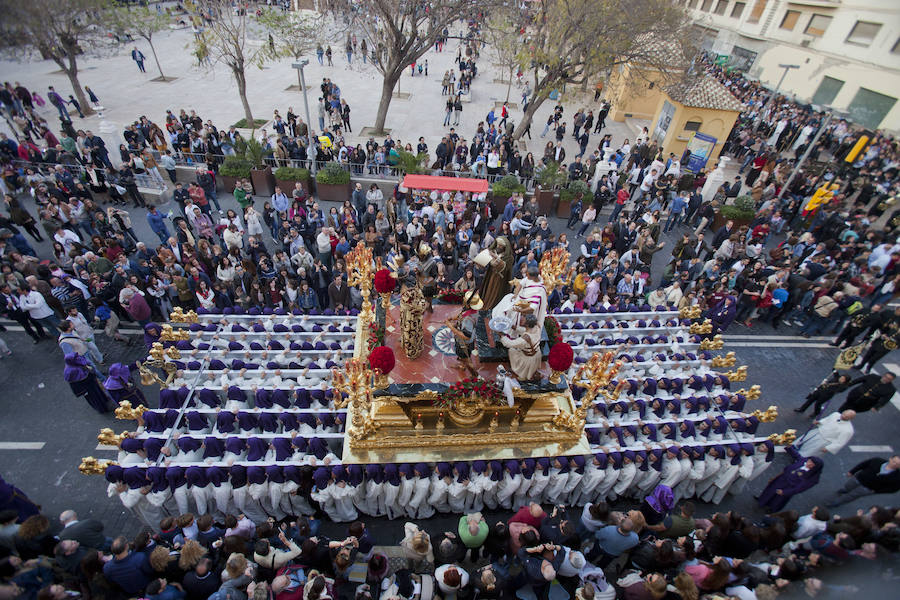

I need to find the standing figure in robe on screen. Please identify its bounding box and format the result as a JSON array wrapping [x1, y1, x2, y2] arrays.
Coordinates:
[[479, 236, 513, 309], [493, 266, 548, 332], [757, 446, 824, 512], [446, 290, 483, 378], [500, 314, 542, 381]]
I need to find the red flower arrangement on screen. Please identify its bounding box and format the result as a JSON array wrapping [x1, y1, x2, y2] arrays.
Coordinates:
[[435, 377, 503, 409], [548, 342, 574, 372], [367, 321, 386, 352], [544, 315, 562, 346], [368, 345, 395, 375], [374, 268, 396, 294]]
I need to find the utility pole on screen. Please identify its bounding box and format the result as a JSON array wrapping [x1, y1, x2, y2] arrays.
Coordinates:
[[775, 111, 832, 204], [292, 60, 317, 176]]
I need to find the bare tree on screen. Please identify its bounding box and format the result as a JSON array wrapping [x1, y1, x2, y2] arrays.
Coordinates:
[[109, 4, 173, 81], [484, 15, 525, 104], [193, 1, 273, 127], [495, 0, 690, 141], [331, 0, 481, 134], [0, 0, 116, 117], [256, 8, 321, 61]]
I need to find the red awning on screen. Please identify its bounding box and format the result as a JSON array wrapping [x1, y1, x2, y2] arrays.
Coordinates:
[[401, 174, 489, 194]]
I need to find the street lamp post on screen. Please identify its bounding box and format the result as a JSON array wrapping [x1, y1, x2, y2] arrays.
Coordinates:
[[775, 111, 833, 204], [774, 64, 800, 96], [292, 60, 317, 176]]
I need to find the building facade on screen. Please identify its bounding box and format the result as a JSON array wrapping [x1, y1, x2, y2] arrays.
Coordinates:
[[684, 0, 900, 131]]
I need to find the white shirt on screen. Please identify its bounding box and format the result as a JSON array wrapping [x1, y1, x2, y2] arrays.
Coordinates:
[[793, 514, 827, 539], [19, 290, 54, 319], [54, 229, 81, 253]]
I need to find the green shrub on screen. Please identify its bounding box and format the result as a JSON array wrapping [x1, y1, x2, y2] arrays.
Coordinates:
[[219, 156, 252, 178], [243, 137, 266, 169], [719, 194, 757, 221], [315, 162, 351, 185], [677, 172, 695, 191], [274, 166, 311, 182], [560, 179, 591, 203], [395, 150, 429, 174], [491, 174, 525, 200], [535, 160, 567, 190]]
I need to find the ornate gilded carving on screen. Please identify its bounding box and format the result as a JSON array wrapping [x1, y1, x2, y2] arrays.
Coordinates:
[[767, 429, 797, 445], [539, 247, 571, 291], [97, 428, 128, 446], [689, 319, 713, 335], [137, 342, 179, 388], [711, 352, 737, 367], [399, 281, 426, 359], [347, 428, 584, 450], [699, 334, 724, 350], [169, 307, 198, 323], [79, 457, 116, 475], [679, 305, 702, 319], [751, 406, 779, 422], [345, 243, 374, 324], [724, 365, 748, 382], [115, 400, 147, 420]]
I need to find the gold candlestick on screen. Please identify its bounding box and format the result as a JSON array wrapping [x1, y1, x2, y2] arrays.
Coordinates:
[[345, 243, 374, 324]]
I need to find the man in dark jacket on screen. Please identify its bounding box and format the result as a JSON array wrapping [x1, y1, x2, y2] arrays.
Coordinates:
[[833, 303, 884, 348], [838, 372, 896, 413], [58, 510, 108, 550], [825, 455, 900, 507]]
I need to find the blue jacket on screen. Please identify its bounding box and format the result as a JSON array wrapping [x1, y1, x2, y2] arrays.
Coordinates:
[[102, 551, 153, 595], [147, 211, 168, 234]]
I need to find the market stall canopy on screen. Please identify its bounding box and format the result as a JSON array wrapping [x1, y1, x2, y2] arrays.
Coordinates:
[[401, 174, 489, 194]]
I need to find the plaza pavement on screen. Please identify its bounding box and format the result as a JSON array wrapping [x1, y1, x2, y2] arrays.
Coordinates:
[[0, 16, 641, 170]]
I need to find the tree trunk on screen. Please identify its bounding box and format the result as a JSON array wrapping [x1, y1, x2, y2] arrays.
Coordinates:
[[61, 52, 93, 116], [147, 36, 166, 80], [234, 68, 254, 128], [512, 93, 545, 141], [373, 70, 401, 134], [504, 65, 513, 103]]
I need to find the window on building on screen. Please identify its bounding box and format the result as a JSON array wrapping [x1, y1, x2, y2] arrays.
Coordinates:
[[687, 0, 699, 7], [713, 0, 728, 15], [847, 87, 897, 129], [804, 14, 832, 37], [811, 76, 844, 107], [731, 2, 745, 18], [748, 0, 767, 24], [845, 21, 881, 47], [700, 0, 713, 11], [684, 121, 702, 132], [779, 10, 800, 31]]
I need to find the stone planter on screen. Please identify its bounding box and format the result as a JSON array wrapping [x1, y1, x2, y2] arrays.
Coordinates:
[[556, 195, 573, 219], [275, 178, 310, 197], [220, 175, 240, 193], [316, 182, 351, 203], [535, 186, 557, 216], [711, 212, 752, 232], [250, 167, 275, 197]]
